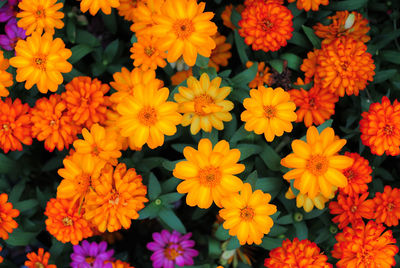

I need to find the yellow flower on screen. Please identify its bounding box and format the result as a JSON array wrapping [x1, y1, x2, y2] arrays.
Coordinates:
[[285, 187, 332, 212], [80, 0, 120, 15], [174, 73, 233, 135]]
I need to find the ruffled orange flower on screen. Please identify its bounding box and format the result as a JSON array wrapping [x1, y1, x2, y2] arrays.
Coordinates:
[[0, 98, 32, 154], [84, 163, 148, 232], [174, 73, 233, 135], [208, 34, 232, 72], [129, 0, 164, 37], [130, 35, 167, 71], [265, 238, 332, 268], [314, 11, 370, 45], [44, 198, 93, 245], [287, 0, 328, 11], [219, 183, 277, 245], [339, 152, 372, 196], [281, 126, 353, 199], [221, 4, 244, 30], [300, 49, 320, 83], [80, 0, 120, 15], [289, 78, 338, 127], [62, 77, 110, 128], [31, 94, 81, 152], [171, 68, 192, 86], [0, 51, 13, 97], [112, 260, 135, 268], [246, 61, 272, 88], [241, 86, 297, 142], [0, 193, 19, 240], [10, 32, 72, 94], [332, 220, 398, 268], [174, 139, 245, 208], [285, 187, 332, 212], [17, 0, 64, 36], [369, 186, 400, 227], [117, 0, 142, 22], [24, 248, 56, 268], [238, 2, 293, 52], [151, 0, 218, 66], [316, 36, 375, 97], [359, 96, 400, 156], [245, 0, 284, 6]]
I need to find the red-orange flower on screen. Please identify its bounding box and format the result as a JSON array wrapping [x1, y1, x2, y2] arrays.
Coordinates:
[[369, 186, 400, 227], [359, 96, 400, 156], [25, 248, 56, 268], [0, 246, 2, 263], [246, 61, 272, 88], [209, 33, 232, 72], [0, 98, 32, 153], [332, 220, 398, 268], [339, 152, 372, 196], [287, 0, 328, 11], [0, 193, 19, 240], [0, 50, 13, 97], [239, 2, 293, 52]]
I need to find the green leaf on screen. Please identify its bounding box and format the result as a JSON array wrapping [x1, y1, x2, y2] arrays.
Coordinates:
[[195, 54, 210, 68], [276, 214, 293, 225], [304, 208, 327, 220], [380, 50, 400, 64], [215, 224, 230, 241], [138, 202, 161, 219], [302, 25, 321, 49], [14, 199, 39, 213], [69, 44, 93, 64], [230, 7, 241, 28], [288, 32, 310, 49], [269, 59, 284, 74], [0, 153, 17, 174], [268, 224, 288, 237], [66, 19, 76, 43], [328, 0, 368, 10], [208, 237, 221, 258], [6, 229, 38, 246], [237, 144, 262, 161], [101, 9, 117, 32], [8, 180, 26, 204], [161, 177, 181, 193], [373, 69, 397, 84], [245, 170, 257, 189], [162, 160, 181, 171], [230, 126, 251, 146], [159, 193, 183, 204], [158, 208, 186, 234], [294, 221, 308, 240], [103, 39, 120, 64], [231, 62, 258, 87], [234, 30, 249, 64], [255, 177, 283, 193], [259, 144, 281, 171], [260, 237, 284, 250], [281, 53, 302, 71], [75, 29, 100, 47], [226, 237, 241, 250], [148, 173, 161, 201], [137, 157, 165, 172], [202, 129, 219, 145]]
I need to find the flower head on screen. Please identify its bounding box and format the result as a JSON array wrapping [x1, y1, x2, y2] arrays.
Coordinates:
[[111, 260, 135, 268], [171, 68, 192, 86], [130, 35, 167, 71], [71, 240, 114, 268], [287, 0, 328, 11], [339, 152, 372, 196], [0, 18, 26, 51], [0, 193, 19, 240], [370, 186, 400, 227], [246, 61, 272, 88], [80, 0, 120, 15], [130, 0, 165, 37], [117, 0, 141, 21], [285, 187, 331, 212], [0, 51, 13, 97], [301, 49, 320, 83], [146, 230, 198, 268], [24, 248, 56, 268], [208, 33, 232, 72], [174, 139, 245, 209], [221, 4, 244, 30]]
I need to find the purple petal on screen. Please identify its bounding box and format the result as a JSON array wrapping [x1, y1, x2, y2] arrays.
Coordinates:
[[147, 242, 162, 251], [150, 250, 165, 262], [175, 255, 185, 266], [98, 241, 107, 253], [152, 232, 165, 245], [89, 242, 98, 256], [180, 240, 195, 248], [161, 230, 171, 242], [164, 259, 174, 268]]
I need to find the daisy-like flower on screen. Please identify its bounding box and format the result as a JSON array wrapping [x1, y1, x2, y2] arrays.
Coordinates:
[[117, 0, 141, 22], [287, 0, 328, 11], [151, 0, 218, 66], [301, 49, 320, 83], [171, 68, 193, 86], [264, 238, 332, 268], [359, 96, 400, 156], [0, 98, 32, 154], [0, 50, 13, 97], [116, 80, 181, 149], [0, 193, 19, 240], [369, 186, 400, 227], [174, 73, 233, 135], [0, 18, 26, 51], [219, 183, 277, 245], [208, 33, 232, 72], [332, 220, 398, 268], [285, 187, 332, 212], [80, 0, 120, 16], [281, 126, 354, 199], [246, 61, 272, 88], [62, 77, 110, 128], [24, 248, 56, 268], [221, 4, 244, 30], [44, 198, 93, 245], [146, 230, 198, 268], [70, 240, 114, 268], [10, 31, 72, 94], [16, 0, 64, 36], [84, 163, 148, 232], [129, 0, 165, 37], [317, 36, 375, 97], [241, 86, 297, 142], [314, 11, 370, 45], [289, 78, 338, 127], [174, 139, 245, 209], [238, 2, 293, 52], [329, 193, 374, 229], [339, 152, 372, 196], [130, 35, 167, 70]]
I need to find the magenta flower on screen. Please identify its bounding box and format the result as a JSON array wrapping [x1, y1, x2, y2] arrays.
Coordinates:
[[70, 240, 114, 268], [0, 18, 26, 51], [147, 230, 199, 268], [0, 1, 19, 22]]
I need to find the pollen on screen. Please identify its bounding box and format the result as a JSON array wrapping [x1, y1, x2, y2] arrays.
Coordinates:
[[173, 19, 195, 39], [198, 166, 222, 187], [306, 155, 329, 176], [138, 106, 158, 126], [240, 207, 255, 221], [263, 105, 277, 119], [62, 216, 73, 226], [34, 56, 47, 71], [193, 94, 215, 116]]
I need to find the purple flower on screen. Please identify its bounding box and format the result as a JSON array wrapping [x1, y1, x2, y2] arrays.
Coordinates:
[[0, 18, 26, 51], [147, 230, 199, 268], [70, 240, 114, 268], [0, 1, 19, 23]]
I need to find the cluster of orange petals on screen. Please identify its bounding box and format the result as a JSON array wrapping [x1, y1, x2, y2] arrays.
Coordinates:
[[287, 0, 328, 11], [368, 186, 400, 227], [0, 51, 13, 97], [25, 248, 56, 268], [209, 34, 232, 72], [246, 61, 272, 88], [0, 193, 19, 240], [221, 4, 244, 30], [339, 152, 372, 196]]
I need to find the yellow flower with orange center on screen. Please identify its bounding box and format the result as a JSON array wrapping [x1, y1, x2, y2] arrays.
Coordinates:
[[174, 73, 233, 135], [241, 86, 297, 142], [84, 163, 148, 232], [130, 35, 167, 71], [10, 32, 72, 94], [287, 0, 328, 11], [24, 248, 56, 268], [174, 139, 245, 209], [281, 126, 353, 199], [151, 0, 218, 66], [285, 187, 332, 212], [129, 0, 165, 37], [0, 51, 13, 97], [246, 61, 272, 88], [0, 193, 19, 240], [209, 33, 232, 72], [219, 183, 277, 245], [16, 0, 64, 36], [80, 0, 120, 15]]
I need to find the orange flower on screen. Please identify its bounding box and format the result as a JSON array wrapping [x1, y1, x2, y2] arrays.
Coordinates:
[[0, 51, 13, 97], [31, 94, 81, 152], [208, 34, 232, 72], [287, 0, 328, 11], [300, 49, 320, 83], [130, 35, 167, 70], [44, 198, 93, 245], [0, 98, 32, 154], [117, 0, 142, 22], [370, 186, 400, 227], [314, 11, 370, 45], [171, 68, 192, 86], [289, 78, 338, 127], [245, 0, 284, 6], [238, 2, 293, 52], [112, 260, 135, 268], [129, 0, 164, 37], [84, 163, 148, 232], [332, 220, 398, 268], [62, 77, 110, 128], [151, 0, 218, 66], [0, 193, 19, 240], [359, 96, 400, 156], [246, 61, 272, 88], [221, 4, 244, 30], [265, 238, 332, 268], [0, 246, 2, 263], [339, 152, 372, 196], [17, 0, 64, 36], [24, 248, 56, 268], [80, 0, 120, 15], [316, 36, 375, 97]]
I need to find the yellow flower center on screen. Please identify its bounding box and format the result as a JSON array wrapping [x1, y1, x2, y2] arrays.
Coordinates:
[[35, 7, 45, 18], [263, 105, 276, 119], [350, 205, 357, 213], [240, 207, 255, 221], [34, 55, 47, 71], [138, 106, 158, 126], [194, 94, 217, 116], [306, 155, 329, 176], [49, 120, 56, 126], [35, 262, 45, 268], [198, 166, 221, 187], [62, 216, 73, 226], [388, 203, 395, 211], [164, 246, 182, 260], [144, 47, 155, 56], [384, 124, 393, 135], [109, 192, 120, 205], [173, 19, 194, 39], [2, 124, 9, 131]]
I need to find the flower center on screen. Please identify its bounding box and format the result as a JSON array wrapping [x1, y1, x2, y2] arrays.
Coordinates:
[[198, 166, 221, 187], [262, 19, 274, 31], [35, 7, 45, 18], [109, 192, 120, 205], [193, 94, 219, 116], [359, 249, 372, 265], [144, 46, 155, 56], [2, 124, 9, 131], [35, 262, 45, 268], [306, 155, 329, 176], [240, 207, 255, 221], [384, 124, 393, 135], [85, 257, 95, 264], [76, 173, 91, 194], [34, 55, 47, 71], [164, 246, 181, 261], [138, 106, 158, 126], [350, 205, 357, 213], [62, 216, 73, 226], [173, 19, 194, 39], [309, 97, 316, 107], [263, 105, 276, 119], [387, 203, 395, 211], [343, 169, 354, 180], [49, 120, 56, 126]]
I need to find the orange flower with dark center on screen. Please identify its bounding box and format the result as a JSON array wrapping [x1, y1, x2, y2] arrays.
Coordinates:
[[359, 96, 400, 156], [221, 4, 244, 30], [287, 0, 328, 11], [246, 61, 272, 88], [314, 11, 370, 45], [130, 35, 167, 71], [208, 33, 232, 72], [339, 152, 372, 196], [0, 193, 19, 240], [24, 248, 56, 268], [0, 51, 13, 97], [332, 220, 398, 267], [239, 2, 293, 52], [0, 98, 32, 153], [370, 186, 400, 227]]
